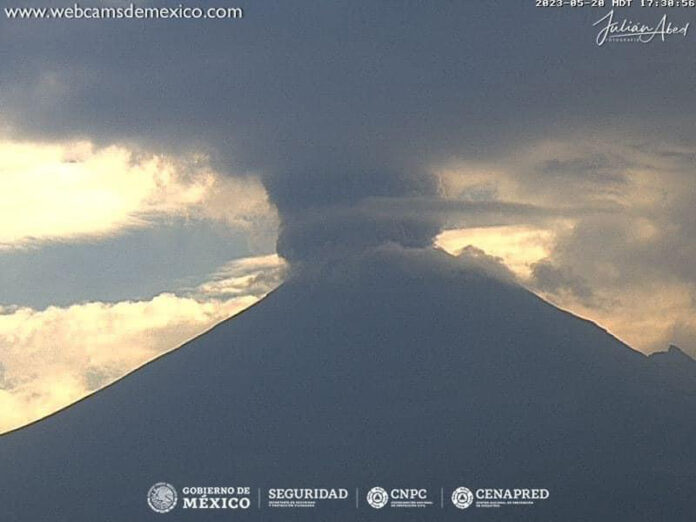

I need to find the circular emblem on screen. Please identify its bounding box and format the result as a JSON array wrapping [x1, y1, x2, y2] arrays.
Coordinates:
[[147, 482, 178, 513], [366, 487, 389, 509], [451, 486, 474, 509]]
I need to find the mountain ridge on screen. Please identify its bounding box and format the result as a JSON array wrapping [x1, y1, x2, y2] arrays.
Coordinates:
[[0, 246, 694, 521]]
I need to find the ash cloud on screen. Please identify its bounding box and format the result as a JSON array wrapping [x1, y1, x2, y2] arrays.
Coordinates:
[[1, 2, 695, 263]]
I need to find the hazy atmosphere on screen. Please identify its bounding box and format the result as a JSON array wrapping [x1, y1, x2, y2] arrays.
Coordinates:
[[1, 0, 695, 435]]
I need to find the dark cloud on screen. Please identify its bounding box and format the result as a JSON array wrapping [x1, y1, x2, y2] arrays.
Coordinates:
[[278, 210, 439, 263], [539, 157, 629, 187], [531, 260, 594, 305], [1, 1, 695, 261]]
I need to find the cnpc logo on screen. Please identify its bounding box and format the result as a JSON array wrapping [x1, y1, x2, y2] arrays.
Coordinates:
[[366, 487, 389, 509], [366, 487, 428, 509]]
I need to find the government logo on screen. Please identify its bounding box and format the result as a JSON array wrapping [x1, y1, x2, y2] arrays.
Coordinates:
[[147, 482, 178, 513], [366, 487, 389, 509], [451, 486, 474, 509]]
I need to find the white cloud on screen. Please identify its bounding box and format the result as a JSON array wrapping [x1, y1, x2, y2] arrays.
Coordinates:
[[0, 139, 277, 249], [0, 254, 286, 434], [194, 254, 287, 298]]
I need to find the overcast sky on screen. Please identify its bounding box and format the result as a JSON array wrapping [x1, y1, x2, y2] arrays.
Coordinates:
[[1, 1, 695, 431]]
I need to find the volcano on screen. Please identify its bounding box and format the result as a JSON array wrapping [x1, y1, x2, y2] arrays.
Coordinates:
[[1, 246, 694, 521]]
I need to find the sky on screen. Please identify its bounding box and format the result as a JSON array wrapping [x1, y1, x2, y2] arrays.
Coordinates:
[[1, 1, 696, 432]]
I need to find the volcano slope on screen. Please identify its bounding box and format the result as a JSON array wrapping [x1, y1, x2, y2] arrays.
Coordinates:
[[0, 246, 694, 521]]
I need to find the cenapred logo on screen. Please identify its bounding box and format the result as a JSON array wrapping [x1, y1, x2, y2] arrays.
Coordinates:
[[451, 486, 474, 510], [147, 482, 178, 513], [366, 487, 389, 509]]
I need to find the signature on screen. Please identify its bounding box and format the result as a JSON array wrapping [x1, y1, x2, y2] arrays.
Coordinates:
[[593, 10, 690, 46]]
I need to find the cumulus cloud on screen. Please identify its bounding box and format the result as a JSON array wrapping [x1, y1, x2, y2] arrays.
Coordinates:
[[436, 136, 696, 356], [0, 254, 286, 433], [0, 139, 276, 249]]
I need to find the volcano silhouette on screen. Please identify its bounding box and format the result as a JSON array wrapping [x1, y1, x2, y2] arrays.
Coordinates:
[[1, 247, 694, 521]]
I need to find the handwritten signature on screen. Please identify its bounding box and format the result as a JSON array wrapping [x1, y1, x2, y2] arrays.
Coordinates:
[[593, 10, 690, 46]]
